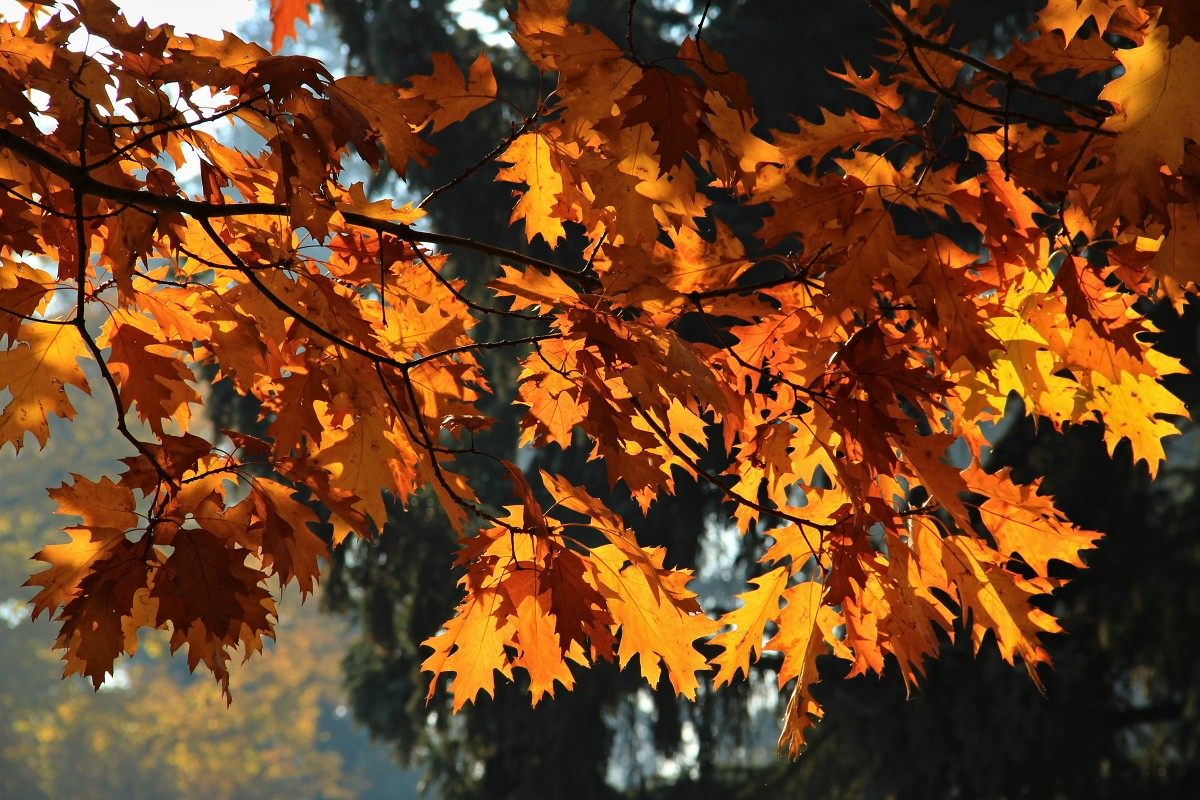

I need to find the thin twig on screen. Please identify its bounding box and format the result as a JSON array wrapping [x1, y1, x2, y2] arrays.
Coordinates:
[[419, 112, 539, 209], [72, 192, 175, 488], [387, 362, 517, 531], [689, 248, 829, 301], [690, 0, 729, 76], [861, 0, 1111, 136], [86, 92, 269, 171], [626, 0, 643, 66], [197, 217, 561, 374], [903, 39, 1108, 135], [0, 182, 132, 221], [405, 332, 561, 370], [409, 244, 544, 321], [695, 0, 715, 42], [0, 306, 73, 325], [0, 127, 603, 291], [583, 231, 606, 274], [629, 397, 832, 547], [863, 0, 1110, 121]]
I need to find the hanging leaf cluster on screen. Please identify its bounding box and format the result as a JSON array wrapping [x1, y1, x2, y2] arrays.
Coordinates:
[[1, 0, 1194, 754]]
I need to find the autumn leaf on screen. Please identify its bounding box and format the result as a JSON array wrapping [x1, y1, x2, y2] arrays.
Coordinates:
[[421, 575, 516, 712], [248, 478, 329, 596], [500, 569, 577, 705], [1091, 26, 1200, 224], [1038, 0, 1125, 42], [0, 257, 53, 342], [98, 310, 199, 435], [537, 546, 615, 655], [615, 66, 710, 176], [766, 580, 832, 757], [709, 567, 788, 686], [0, 323, 91, 452], [944, 534, 1061, 684], [970, 468, 1102, 576], [312, 412, 406, 535], [26, 475, 137, 619], [269, 0, 320, 52], [588, 543, 716, 699], [501, 460, 551, 538], [402, 52, 497, 132], [56, 543, 156, 689], [497, 131, 570, 246]]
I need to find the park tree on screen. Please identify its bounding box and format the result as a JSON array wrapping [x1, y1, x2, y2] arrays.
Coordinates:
[[2, 0, 1197, 787]]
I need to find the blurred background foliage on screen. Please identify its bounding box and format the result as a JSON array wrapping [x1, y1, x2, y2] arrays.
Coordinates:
[[1, 1, 1197, 798], [0, 393, 421, 799]]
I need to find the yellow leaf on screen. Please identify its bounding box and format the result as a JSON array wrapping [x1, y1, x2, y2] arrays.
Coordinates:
[[1092, 27, 1200, 223], [1086, 349, 1187, 477], [588, 543, 715, 699], [421, 580, 515, 712], [970, 468, 1102, 576], [497, 132, 568, 246], [709, 566, 788, 686], [0, 323, 90, 452]]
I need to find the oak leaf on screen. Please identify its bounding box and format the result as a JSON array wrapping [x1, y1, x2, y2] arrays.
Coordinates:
[[402, 52, 497, 132], [1092, 27, 1200, 224], [26, 477, 137, 619], [767, 581, 833, 756], [709, 567, 788, 687], [0, 0, 1193, 757], [497, 132, 570, 246], [0, 323, 91, 452], [421, 575, 516, 712], [615, 67, 710, 176], [588, 543, 716, 699], [268, 0, 319, 52]]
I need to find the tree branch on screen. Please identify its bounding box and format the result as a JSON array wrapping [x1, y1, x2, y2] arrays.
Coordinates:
[[862, 0, 1113, 134], [71, 189, 176, 489], [0, 126, 603, 292], [419, 111, 539, 209]]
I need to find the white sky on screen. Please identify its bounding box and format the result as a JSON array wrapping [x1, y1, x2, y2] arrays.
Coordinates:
[[0, 0, 255, 38], [0, 1, 510, 50], [113, 0, 256, 37]]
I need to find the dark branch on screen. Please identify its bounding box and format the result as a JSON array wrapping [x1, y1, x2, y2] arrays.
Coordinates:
[[419, 111, 539, 209], [197, 216, 562, 375], [862, 0, 1112, 135], [863, 0, 1111, 121], [629, 397, 832, 547], [0, 126, 603, 292]]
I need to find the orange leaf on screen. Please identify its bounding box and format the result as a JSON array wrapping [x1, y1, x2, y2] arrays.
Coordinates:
[[766, 581, 833, 757], [269, 0, 320, 52], [0, 323, 91, 452], [588, 543, 716, 699], [249, 478, 329, 596], [709, 567, 788, 687], [496, 132, 569, 246], [421, 579, 515, 712], [501, 569, 577, 706], [402, 52, 497, 132]]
